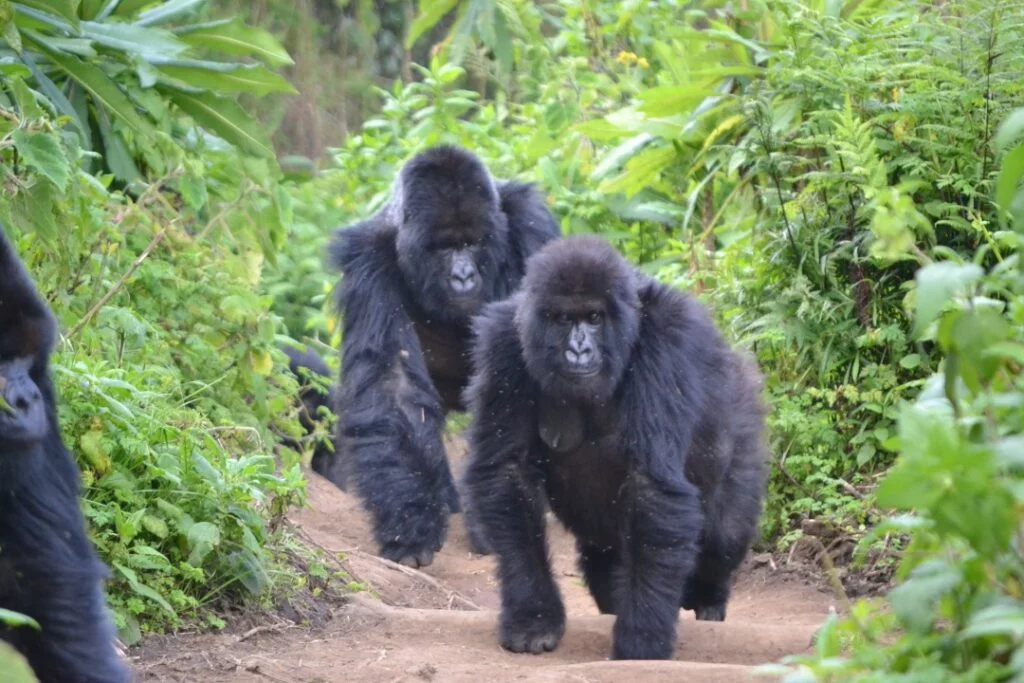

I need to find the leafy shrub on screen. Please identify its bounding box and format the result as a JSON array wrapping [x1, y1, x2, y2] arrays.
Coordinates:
[[770, 108, 1024, 681], [1, 0, 310, 639]]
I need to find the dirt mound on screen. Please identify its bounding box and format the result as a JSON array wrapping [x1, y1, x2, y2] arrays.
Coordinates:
[[135, 437, 835, 682]]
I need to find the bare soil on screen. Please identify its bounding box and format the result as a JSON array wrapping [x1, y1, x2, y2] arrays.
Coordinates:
[[133, 437, 837, 682]]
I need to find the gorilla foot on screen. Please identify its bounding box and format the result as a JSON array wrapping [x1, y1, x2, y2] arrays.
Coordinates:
[[380, 530, 445, 569], [694, 604, 726, 621], [393, 549, 435, 569], [500, 607, 565, 655]]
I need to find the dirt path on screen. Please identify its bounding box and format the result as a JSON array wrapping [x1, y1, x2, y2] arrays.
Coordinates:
[[135, 438, 835, 682]]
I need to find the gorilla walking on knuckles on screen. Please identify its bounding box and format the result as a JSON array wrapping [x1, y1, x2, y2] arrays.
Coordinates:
[[0, 227, 131, 682], [322, 145, 560, 568], [462, 235, 768, 661]]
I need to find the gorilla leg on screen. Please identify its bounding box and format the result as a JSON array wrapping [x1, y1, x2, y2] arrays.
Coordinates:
[[12, 577, 130, 683], [467, 460, 564, 654], [681, 454, 764, 621], [612, 476, 702, 661], [578, 543, 618, 614]]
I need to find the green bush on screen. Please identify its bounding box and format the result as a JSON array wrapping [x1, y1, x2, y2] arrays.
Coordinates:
[[1, 0, 311, 640], [770, 107, 1024, 681]]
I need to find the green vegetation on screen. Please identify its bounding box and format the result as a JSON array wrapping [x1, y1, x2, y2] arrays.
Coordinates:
[[2, 0, 1024, 679]]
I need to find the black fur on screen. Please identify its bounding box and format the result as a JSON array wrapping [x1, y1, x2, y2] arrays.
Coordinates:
[[0, 227, 131, 682], [281, 344, 338, 479], [324, 145, 560, 567], [462, 235, 768, 660]]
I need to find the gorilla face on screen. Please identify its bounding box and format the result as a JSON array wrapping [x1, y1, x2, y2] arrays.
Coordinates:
[[0, 356, 47, 446], [516, 236, 641, 404], [0, 261, 56, 449], [394, 149, 510, 325]]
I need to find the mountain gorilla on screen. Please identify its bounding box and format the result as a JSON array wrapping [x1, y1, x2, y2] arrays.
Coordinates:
[[281, 344, 338, 477], [462, 235, 768, 661], [0, 227, 131, 682], [325, 145, 560, 568]]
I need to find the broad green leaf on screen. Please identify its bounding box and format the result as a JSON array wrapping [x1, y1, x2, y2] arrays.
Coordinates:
[[186, 521, 221, 566], [0, 608, 40, 630], [164, 88, 273, 158], [10, 4, 75, 32], [95, 106, 142, 184], [142, 515, 170, 539], [912, 261, 983, 337], [113, 562, 175, 615], [155, 60, 297, 96], [12, 129, 71, 191], [81, 20, 189, 59], [574, 118, 627, 141], [490, 5, 513, 74], [3, 15, 22, 52], [135, 0, 204, 26], [9, 179, 57, 239], [19, 32, 101, 146], [406, 0, 458, 49], [638, 85, 716, 117], [176, 18, 294, 67], [888, 560, 960, 634], [0, 642, 37, 683], [899, 353, 921, 369], [994, 108, 1024, 151], [995, 142, 1024, 220], [600, 145, 676, 197], [8, 75, 44, 119], [16, 0, 80, 29], [591, 133, 654, 181], [962, 604, 1024, 640], [26, 36, 159, 140], [113, 0, 155, 16]]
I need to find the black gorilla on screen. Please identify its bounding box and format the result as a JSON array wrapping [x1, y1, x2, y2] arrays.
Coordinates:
[[324, 145, 560, 568], [0, 227, 131, 682], [462, 235, 768, 661], [281, 344, 338, 477]]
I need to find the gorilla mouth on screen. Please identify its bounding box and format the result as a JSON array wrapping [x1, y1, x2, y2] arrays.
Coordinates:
[[561, 365, 601, 378]]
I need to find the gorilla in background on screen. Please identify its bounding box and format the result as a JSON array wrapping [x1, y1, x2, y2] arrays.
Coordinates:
[[281, 343, 338, 477], [0, 227, 131, 682], [324, 145, 560, 568], [462, 235, 769, 661]]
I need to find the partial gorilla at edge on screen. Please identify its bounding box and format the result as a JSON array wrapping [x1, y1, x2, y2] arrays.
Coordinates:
[[0, 226, 132, 683], [281, 343, 338, 479], [323, 145, 561, 568], [462, 235, 769, 661]]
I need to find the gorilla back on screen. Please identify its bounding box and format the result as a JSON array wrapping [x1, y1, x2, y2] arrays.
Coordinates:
[[0, 227, 131, 682], [326, 145, 560, 568], [463, 235, 768, 661]]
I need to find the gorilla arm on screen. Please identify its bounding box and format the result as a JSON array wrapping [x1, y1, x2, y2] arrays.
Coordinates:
[[497, 181, 561, 286], [463, 297, 566, 654], [329, 221, 451, 567], [609, 280, 711, 661]]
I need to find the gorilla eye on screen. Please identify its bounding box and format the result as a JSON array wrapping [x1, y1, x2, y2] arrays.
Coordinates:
[[587, 311, 604, 325]]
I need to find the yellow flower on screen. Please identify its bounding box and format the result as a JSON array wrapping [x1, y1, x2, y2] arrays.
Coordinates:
[[637, 57, 649, 68], [616, 50, 637, 64]]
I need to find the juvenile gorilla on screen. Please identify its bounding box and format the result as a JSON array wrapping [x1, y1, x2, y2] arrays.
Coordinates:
[[0, 228, 131, 682], [326, 145, 560, 568], [282, 344, 338, 478], [463, 235, 768, 661]]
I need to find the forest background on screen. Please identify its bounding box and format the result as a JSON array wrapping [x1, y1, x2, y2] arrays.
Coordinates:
[[1, 0, 1023, 679]]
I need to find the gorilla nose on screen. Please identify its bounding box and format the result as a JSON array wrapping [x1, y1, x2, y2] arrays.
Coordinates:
[[5, 382, 40, 412], [565, 337, 593, 365], [450, 270, 478, 294]]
